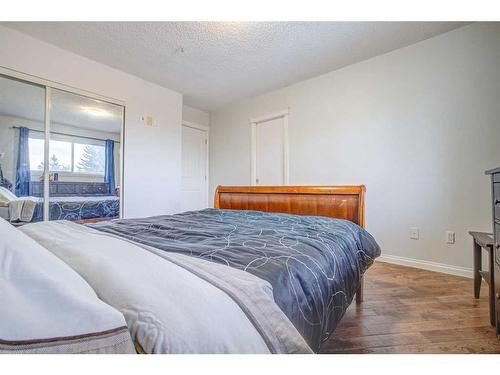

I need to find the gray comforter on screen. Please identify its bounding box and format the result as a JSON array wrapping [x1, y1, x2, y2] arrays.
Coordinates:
[[89, 208, 381, 352]]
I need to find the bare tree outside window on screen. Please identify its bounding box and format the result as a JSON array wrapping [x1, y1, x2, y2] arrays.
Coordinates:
[[37, 154, 71, 171]]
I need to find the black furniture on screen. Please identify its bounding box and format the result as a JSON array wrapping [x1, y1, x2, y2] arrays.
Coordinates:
[[29, 181, 110, 197], [469, 231, 496, 326], [485, 167, 500, 337]]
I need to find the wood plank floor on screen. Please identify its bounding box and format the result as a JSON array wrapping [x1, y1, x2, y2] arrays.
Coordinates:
[[320, 261, 500, 354]]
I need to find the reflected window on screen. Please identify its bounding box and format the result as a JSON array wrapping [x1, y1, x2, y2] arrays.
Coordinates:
[[47, 140, 72, 172], [28, 137, 45, 171], [74, 143, 105, 174], [29, 134, 106, 176]]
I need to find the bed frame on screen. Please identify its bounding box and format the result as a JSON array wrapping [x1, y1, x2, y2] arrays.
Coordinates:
[[74, 217, 118, 224], [214, 185, 366, 302]]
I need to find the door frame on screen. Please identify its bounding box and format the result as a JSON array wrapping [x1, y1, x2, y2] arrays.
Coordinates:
[[250, 109, 289, 186], [181, 120, 209, 207]]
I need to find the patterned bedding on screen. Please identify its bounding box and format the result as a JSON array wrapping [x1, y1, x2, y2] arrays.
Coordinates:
[[88, 208, 381, 352], [29, 195, 119, 222]]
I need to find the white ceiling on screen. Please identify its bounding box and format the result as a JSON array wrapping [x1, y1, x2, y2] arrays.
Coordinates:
[[0, 75, 122, 133], [4, 22, 468, 111]]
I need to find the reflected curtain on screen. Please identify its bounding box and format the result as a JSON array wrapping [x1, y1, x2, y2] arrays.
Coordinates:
[[104, 139, 115, 195], [15, 127, 30, 197]]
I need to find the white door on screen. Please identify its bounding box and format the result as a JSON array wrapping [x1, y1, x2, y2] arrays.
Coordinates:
[[181, 125, 208, 212], [254, 117, 286, 185]]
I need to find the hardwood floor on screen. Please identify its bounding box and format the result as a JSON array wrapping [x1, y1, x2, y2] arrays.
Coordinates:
[[320, 261, 500, 354]]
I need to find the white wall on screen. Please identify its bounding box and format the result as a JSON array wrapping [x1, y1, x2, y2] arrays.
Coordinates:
[[0, 25, 183, 217], [183, 105, 210, 127], [210, 23, 500, 271]]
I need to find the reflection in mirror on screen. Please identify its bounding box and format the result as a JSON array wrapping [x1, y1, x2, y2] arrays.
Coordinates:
[[47, 89, 122, 222], [0, 75, 45, 225]]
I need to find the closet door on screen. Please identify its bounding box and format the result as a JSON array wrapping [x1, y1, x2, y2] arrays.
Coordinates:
[[47, 89, 123, 222], [181, 124, 208, 212], [252, 115, 288, 186], [0, 75, 46, 223]]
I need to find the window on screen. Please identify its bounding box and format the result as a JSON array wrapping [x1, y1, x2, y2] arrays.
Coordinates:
[[28, 137, 45, 171], [74, 143, 105, 174], [29, 134, 105, 175]]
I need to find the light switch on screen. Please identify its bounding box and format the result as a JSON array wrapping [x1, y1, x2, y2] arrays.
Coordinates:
[[446, 231, 455, 244], [410, 227, 419, 240]]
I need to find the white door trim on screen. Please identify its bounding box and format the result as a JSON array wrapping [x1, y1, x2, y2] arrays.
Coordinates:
[[182, 120, 209, 132], [181, 121, 209, 207], [250, 109, 289, 124], [250, 109, 289, 186]]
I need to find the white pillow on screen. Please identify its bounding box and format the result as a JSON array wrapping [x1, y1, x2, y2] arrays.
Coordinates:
[[0, 218, 133, 353], [0, 186, 17, 206]]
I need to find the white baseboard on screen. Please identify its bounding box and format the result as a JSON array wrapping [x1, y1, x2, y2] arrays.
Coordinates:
[[377, 254, 473, 279]]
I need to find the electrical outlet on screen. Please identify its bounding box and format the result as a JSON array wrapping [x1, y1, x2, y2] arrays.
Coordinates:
[[446, 231, 455, 244], [410, 227, 419, 240]]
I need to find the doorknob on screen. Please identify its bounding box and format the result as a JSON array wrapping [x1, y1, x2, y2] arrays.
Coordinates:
[[255, 178, 260, 184]]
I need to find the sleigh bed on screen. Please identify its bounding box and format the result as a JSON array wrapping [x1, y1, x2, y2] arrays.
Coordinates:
[[2, 185, 380, 354]]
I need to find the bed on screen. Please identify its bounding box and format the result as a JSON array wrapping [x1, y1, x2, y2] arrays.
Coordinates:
[[6, 195, 119, 223], [31, 195, 119, 222], [5, 185, 380, 353], [0, 181, 120, 224]]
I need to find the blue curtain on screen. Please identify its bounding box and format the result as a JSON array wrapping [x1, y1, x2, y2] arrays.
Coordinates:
[[15, 127, 31, 197], [104, 139, 115, 195]]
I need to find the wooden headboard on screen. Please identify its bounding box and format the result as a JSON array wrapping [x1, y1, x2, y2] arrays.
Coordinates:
[[214, 185, 365, 228]]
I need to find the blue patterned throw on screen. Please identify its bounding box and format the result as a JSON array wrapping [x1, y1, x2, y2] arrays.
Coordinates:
[[89, 208, 381, 351]]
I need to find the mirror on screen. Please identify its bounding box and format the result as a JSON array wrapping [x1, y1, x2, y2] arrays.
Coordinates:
[[0, 71, 124, 225], [0, 75, 46, 224], [47, 88, 123, 222]]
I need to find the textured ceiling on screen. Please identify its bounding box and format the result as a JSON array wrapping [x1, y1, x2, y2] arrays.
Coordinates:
[[4, 22, 468, 111], [0, 75, 122, 133]]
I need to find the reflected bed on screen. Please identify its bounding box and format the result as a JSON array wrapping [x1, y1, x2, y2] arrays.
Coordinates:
[[5, 195, 119, 224], [32, 195, 120, 222]]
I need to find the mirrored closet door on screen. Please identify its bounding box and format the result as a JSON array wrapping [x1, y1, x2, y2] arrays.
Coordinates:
[[0, 69, 124, 225], [0, 74, 46, 224], [48, 89, 123, 222]]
